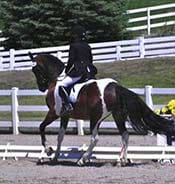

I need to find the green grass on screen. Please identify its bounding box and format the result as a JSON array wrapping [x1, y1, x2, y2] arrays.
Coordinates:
[[96, 57, 175, 88], [127, 0, 175, 9]]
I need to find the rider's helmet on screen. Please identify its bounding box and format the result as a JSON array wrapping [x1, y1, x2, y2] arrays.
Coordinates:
[[71, 25, 86, 40]]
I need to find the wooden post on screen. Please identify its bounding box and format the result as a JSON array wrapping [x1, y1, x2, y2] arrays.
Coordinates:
[[157, 134, 167, 146], [145, 85, 153, 110], [76, 120, 84, 136], [11, 87, 19, 135], [57, 51, 63, 60], [9, 49, 15, 70], [139, 37, 145, 58], [116, 45, 121, 60], [0, 57, 3, 70]]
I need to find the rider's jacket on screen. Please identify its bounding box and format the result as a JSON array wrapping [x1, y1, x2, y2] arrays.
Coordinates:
[[65, 38, 97, 79]]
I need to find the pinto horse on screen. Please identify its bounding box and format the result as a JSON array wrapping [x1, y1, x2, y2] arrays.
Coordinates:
[[29, 52, 175, 166]]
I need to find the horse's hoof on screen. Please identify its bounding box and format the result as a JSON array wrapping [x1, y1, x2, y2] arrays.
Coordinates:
[[45, 147, 54, 156], [37, 158, 44, 165], [118, 158, 127, 167], [77, 158, 85, 166], [77, 157, 90, 166], [49, 157, 58, 165]]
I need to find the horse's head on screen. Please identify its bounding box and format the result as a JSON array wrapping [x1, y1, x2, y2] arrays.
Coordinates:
[[29, 52, 65, 92], [32, 63, 49, 92]]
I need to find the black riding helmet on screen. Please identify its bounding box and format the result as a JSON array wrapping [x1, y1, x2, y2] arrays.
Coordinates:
[[72, 25, 86, 40]]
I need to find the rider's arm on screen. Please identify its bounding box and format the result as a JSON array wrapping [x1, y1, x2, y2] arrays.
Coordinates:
[[65, 44, 76, 74]]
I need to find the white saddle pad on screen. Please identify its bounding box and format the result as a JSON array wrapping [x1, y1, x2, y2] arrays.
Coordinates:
[[69, 79, 96, 103]]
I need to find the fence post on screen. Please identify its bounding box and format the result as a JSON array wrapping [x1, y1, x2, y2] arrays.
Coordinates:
[[76, 120, 84, 136], [139, 37, 145, 58], [0, 57, 3, 70], [57, 51, 63, 60], [9, 49, 15, 70], [147, 8, 151, 35], [11, 87, 19, 135], [145, 85, 153, 110], [116, 45, 121, 60]]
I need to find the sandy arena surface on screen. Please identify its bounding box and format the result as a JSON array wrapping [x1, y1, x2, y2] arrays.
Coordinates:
[[0, 134, 175, 184]]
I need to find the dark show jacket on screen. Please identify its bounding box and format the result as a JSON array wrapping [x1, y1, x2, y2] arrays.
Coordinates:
[[65, 39, 93, 77]]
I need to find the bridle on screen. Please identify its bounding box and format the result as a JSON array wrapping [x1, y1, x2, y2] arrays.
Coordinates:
[[30, 53, 65, 92], [32, 64, 49, 92]]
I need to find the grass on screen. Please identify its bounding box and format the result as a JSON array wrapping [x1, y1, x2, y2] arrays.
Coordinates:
[[96, 57, 175, 88], [127, 0, 175, 9]]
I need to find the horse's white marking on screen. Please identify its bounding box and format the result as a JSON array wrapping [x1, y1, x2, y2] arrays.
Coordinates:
[[96, 78, 116, 118], [69, 79, 96, 102]]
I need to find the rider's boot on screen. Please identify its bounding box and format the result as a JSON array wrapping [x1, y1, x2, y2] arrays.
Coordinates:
[[59, 86, 73, 116]]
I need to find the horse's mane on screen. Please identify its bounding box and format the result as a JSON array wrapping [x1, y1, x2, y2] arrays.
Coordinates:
[[38, 54, 65, 82]]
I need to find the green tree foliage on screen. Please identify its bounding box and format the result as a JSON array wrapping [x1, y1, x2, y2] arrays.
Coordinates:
[[0, 0, 128, 49]]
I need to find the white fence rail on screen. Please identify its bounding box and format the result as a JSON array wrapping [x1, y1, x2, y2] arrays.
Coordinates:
[[127, 3, 175, 35], [0, 35, 175, 71], [1, 144, 175, 162], [0, 86, 174, 135]]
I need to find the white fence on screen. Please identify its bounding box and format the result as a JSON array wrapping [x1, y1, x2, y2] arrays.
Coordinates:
[[127, 3, 175, 35], [0, 86, 174, 135], [1, 144, 175, 162], [0, 35, 175, 71]]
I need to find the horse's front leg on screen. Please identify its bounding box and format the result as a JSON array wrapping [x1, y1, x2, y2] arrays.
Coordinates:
[[38, 110, 58, 163], [52, 116, 69, 162]]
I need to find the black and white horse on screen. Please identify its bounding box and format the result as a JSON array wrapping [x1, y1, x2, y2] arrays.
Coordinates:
[[30, 53, 175, 166]]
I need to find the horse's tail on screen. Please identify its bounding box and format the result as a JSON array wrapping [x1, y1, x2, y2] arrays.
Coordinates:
[[115, 84, 175, 135]]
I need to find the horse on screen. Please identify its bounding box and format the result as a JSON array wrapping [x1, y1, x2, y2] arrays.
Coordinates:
[[29, 52, 175, 166]]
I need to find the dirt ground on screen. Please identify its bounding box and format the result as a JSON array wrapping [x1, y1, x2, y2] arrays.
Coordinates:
[[0, 134, 175, 184]]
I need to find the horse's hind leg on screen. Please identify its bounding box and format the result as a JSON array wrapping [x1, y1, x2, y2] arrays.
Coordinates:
[[77, 120, 100, 166], [112, 111, 129, 166]]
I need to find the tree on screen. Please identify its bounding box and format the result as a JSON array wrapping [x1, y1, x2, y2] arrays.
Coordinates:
[[0, 0, 128, 49]]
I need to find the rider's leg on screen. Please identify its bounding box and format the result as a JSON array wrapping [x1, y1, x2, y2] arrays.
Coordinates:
[[59, 76, 81, 116], [59, 86, 73, 116]]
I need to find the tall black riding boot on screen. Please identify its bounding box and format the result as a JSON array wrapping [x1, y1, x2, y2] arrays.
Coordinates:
[[59, 86, 73, 116]]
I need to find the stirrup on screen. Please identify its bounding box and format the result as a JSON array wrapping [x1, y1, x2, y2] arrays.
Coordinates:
[[60, 103, 73, 116]]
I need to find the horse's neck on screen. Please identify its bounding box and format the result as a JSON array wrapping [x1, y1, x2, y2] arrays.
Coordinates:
[[48, 82, 57, 90]]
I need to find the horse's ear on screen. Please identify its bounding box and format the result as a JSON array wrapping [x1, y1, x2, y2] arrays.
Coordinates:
[[28, 52, 34, 62]]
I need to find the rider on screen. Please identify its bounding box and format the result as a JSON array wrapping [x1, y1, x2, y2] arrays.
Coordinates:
[[59, 25, 97, 116]]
